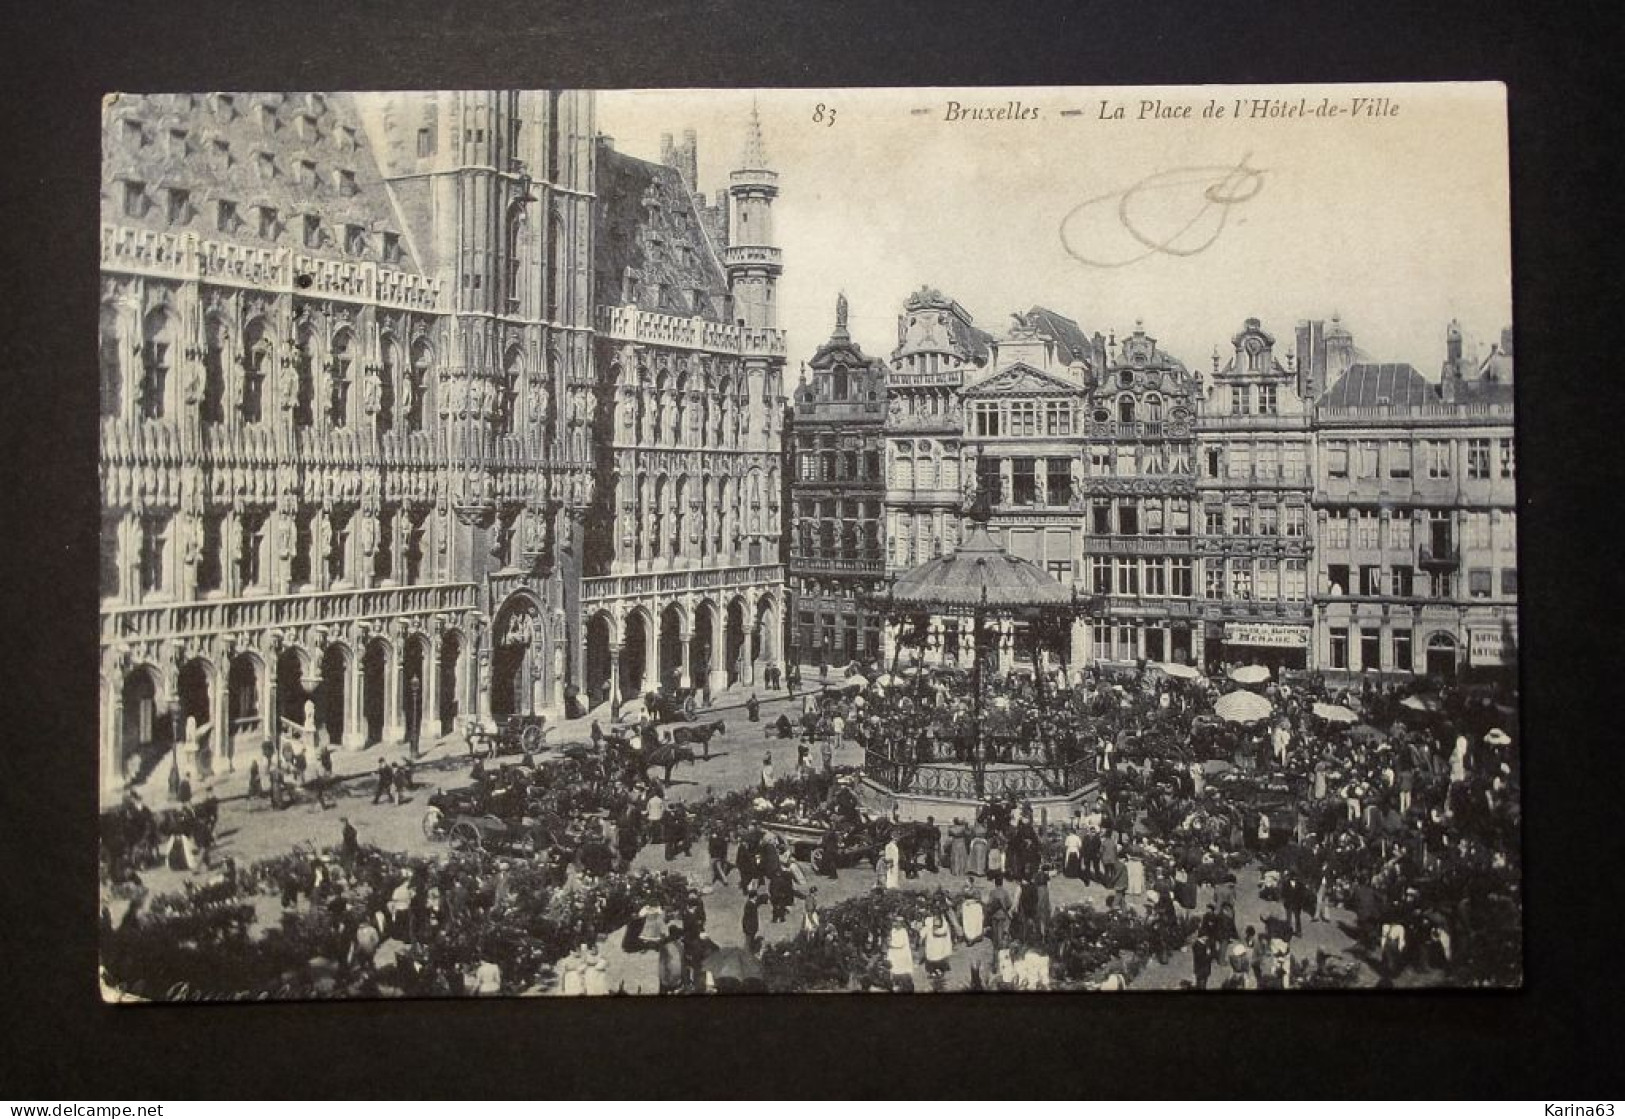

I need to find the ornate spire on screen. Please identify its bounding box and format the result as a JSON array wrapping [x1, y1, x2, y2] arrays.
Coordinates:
[[741, 97, 769, 170], [833, 291, 849, 340]]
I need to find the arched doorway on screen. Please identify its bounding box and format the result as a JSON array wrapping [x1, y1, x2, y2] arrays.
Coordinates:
[[690, 601, 716, 694], [1425, 632, 1459, 677], [362, 639, 389, 745], [320, 644, 348, 745], [620, 609, 651, 703], [120, 667, 163, 784], [491, 597, 540, 718], [585, 612, 615, 709], [177, 659, 212, 735], [277, 647, 309, 730], [227, 653, 262, 751], [725, 598, 746, 685], [438, 632, 462, 735], [658, 603, 685, 693], [403, 635, 428, 747]]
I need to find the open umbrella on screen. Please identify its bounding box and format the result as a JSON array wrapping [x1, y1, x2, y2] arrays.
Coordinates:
[[703, 946, 766, 993], [1229, 665, 1271, 685], [1312, 702, 1358, 725], [1214, 690, 1273, 724], [1483, 728, 1512, 746], [1400, 694, 1441, 713], [1154, 661, 1202, 680]]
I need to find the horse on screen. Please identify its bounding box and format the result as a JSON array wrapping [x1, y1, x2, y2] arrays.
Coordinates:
[[667, 719, 726, 758], [644, 742, 699, 784]]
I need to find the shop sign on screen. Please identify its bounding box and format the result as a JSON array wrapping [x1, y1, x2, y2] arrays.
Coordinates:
[[1223, 622, 1311, 648], [1469, 628, 1513, 665]]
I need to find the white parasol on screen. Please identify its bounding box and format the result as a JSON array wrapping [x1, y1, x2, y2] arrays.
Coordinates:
[[1214, 689, 1274, 724], [1312, 702, 1358, 725], [1483, 728, 1512, 746], [1228, 665, 1271, 685], [1400, 694, 1442, 713], [1154, 661, 1202, 680]]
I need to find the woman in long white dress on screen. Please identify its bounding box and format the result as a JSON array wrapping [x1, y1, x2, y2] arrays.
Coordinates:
[[883, 836, 902, 890]]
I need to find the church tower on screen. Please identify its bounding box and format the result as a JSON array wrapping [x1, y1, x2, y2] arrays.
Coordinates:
[[724, 102, 781, 330]]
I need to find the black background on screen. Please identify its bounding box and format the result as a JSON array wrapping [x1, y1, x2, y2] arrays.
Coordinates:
[[2, 0, 1622, 1099]]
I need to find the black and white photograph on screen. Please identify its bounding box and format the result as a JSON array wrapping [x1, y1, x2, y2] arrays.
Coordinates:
[[95, 83, 1520, 1001]]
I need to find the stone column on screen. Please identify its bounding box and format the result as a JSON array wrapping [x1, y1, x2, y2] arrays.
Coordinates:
[[708, 604, 728, 696], [678, 625, 692, 689], [343, 652, 365, 748], [423, 639, 441, 742], [383, 638, 406, 745], [210, 662, 232, 775]]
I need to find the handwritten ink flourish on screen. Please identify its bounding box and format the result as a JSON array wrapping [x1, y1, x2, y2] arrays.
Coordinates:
[[1059, 155, 1266, 268]]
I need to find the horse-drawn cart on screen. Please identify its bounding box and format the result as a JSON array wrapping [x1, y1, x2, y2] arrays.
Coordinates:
[[464, 714, 551, 759]]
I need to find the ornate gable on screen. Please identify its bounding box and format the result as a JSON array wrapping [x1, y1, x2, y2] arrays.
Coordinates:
[[962, 361, 1085, 398]]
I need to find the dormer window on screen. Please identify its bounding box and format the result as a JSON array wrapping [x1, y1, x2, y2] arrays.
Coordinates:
[[334, 167, 357, 196], [211, 93, 236, 121], [382, 231, 400, 263], [256, 103, 277, 134], [164, 187, 190, 224], [120, 179, 147, 219], [216, 199, 239, 233], [256, 150, 276, 179], [344, 224, 366, 255], [211, 137, 231, 167], [302, 214, 323, 249], [337, 125, 357, 150], [295, 158, 317, 186], [166, 127, 188, 157], [255, 205, 280, 239], [295, 112, 318, 142], [121, 118, 144, 148]]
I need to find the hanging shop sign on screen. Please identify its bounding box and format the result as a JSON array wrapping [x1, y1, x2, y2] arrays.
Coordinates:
[[1223, 622, 1311, 648]]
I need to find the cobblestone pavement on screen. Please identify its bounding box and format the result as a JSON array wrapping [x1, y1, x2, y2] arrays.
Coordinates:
[[127, 681, 1377, 992]]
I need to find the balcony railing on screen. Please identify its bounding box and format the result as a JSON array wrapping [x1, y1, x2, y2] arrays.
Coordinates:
[[581, 563, 785, 604], [1419, 545, 1460, 570], [101, 582, 478, 646]]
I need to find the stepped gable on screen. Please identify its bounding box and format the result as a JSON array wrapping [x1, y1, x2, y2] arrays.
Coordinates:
[[595, 144, 733, 323], [101, 92, 418, 271]]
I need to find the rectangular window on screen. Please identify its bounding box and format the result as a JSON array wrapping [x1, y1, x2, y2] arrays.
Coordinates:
[[1426, 440, 1452, 479], [1389, 514, 1413, 551], [256, 206, 279, 239], [1356, 441, 1380, 479], [1117, 500, 1139, 536], [303, 214, 322, 249], [1145, 500, 1164, 535], [1257, 505, 1279, 536], [1092, 500, 1112, 536], [977, 456, 1001, 504], [1467, 439, 1492, 480], [1170, 557, 1194, 598], [1391, 565, 1414, 597], [1468, 568, 1493, 599], [1011, 458, 1037, 506], [1046, 401, 1073, 436], [1206, 447, 1221, 479], [1283, 559, 1307, 602], [217, 199, 238, 233], [1357, 509, 1381, 550], [1047, 559, 1073, 584], [1091, 556, 1112, 596], [1117, 558, 1139, 596], [1329, 627, 1349, 669], [1429, 570, 1455, 599], [865, 451, 880, 480], [1010, 402, 1038, 437], [417, 127, 435, 157], [1327, 442, 1349, 479], [1465, 512, 1492, 550], [1228, 444, 1251, 480], [1328, 563, 1350, 595], [1255, 443, 1278, 481], [1499, 438, 1515, 478], [1229, 504, 1252, 536], [1230, 385, 1249, 415], [1388, 442, 1412, 479], [1326, 510, 1350, 549], [165, 187, 189, 224], [1283, 445, 1306, 483], [1393, 630, 1413, 672], [1205, 564, 1224, 601], [1259, 384, 1278, 415], [1171, 499, 1191, 536], [1501, 568, 1518, 595], [1144, 560, 1166, 597], [1359, 564, 1382, 596], [1091, 445, 1111, 475], [1115, 445, 1138, 477], [1230, 560, 1252, 600], [1284, 504, 1306, 539], [1046, 458, 1072, 507], [976, 403, 1002, 437], [1360, 628, 1382, 671], [1256, 563, 1279, 601], [1205, 507, 1226, 537]]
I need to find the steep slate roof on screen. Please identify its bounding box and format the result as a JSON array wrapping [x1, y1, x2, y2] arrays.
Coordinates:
[[1024, 305, 1093, 363], [102, 92, 418, 271], [1318, 362, 1440, 408], [594, 144, 733, 322]]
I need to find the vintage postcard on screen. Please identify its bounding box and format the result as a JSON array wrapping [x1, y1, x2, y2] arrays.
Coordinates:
[[98, 83, 1517, 999]]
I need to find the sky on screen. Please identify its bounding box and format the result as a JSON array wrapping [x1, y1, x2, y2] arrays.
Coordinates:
[[598, 83, 1511, 381]]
